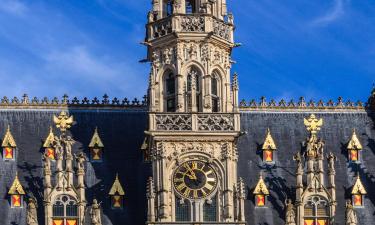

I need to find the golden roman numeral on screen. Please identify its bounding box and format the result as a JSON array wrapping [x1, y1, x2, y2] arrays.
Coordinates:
[[193, 190, 198, 198], [176, 183, 186, 191], [204, 183, 214, 190], [183, 188, 191, 197], [191, 162, 198, 170]]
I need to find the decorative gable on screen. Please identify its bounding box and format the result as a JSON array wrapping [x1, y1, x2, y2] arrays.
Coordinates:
[[2, 125, 16, 160], [89, 127, 104, 161], [347, 129, 363, 162], [262, 128, 276, 162], [8, 172, 25, 208], [351, 175, 367, 207], [253, 175, 269, 207], [43, 127, 55, 160], [109, 174, 125, 209]]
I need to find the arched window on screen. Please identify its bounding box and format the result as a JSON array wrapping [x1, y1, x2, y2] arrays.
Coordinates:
[[304, 196, 329, 225], [163, 0, 173, 17], [211, 71, 221, 112], [186, 67, 202, 112], [186, 0, 196, 14], [165, 72, 176, 112], [175, 198, 190, 221], [203, 196, 217, 221], [53, 195, 78, 225]]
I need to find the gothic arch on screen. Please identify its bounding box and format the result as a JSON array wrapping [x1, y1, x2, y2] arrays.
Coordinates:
[[182, 60, 206, 76]]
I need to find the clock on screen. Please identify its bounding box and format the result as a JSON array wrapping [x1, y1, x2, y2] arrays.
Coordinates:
[[173, 160, 218, 199]]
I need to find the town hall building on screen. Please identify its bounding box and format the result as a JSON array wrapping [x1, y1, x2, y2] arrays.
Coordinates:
[[0, 1, 374, 225]]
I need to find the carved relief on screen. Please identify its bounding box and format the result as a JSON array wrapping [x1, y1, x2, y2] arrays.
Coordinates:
[[181, 16, 205, 32], [197, 114, 234, 131]]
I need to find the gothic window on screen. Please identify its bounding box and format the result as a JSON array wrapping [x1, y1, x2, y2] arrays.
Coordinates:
[[304, 196, 329, 225], [175, 198, 190, 222], [165, 72, 176, 112], [52, 195, 78, 225], [203, 196, 217, 222], [186, 0, 196, 14], [211, 75, 220, 112], [163, 0, 173, 17], [186, 67, 202, 112]]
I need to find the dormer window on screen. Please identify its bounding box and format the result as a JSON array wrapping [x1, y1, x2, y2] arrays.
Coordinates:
[[8, 172, 25, 208], [351, 175, 367, 207], [347, 129, 363, 163], [109, 174, 125, 209], [262, 128, 277, 163], [2, 125, 17, 161], [89, 127, 104, 162], [43, 127, 56, 160], [253, 175, 269, 207]]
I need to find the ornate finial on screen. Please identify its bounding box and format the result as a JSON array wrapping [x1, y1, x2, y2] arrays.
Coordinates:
[[8, 172, 25, 195], [109, 173, 125, 196], [237, 177, 246, 199], [348, 129, 363, 151], [53, 111, 74, 132], [262, 128, 277, 150], [304, 114, 323, 135], [22, 94, 29, 105], [2, 125, 17, 147], [253, 173, 269, 195], [62, 94, 69, 104]]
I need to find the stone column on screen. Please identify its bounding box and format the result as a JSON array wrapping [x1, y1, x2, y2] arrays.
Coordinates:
[[147, 177, 156, 222], [176, 74, 185, 112]]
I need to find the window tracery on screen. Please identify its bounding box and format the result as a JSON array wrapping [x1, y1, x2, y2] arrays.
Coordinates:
[[52, 195, 78, 225], [304, 196, 329, 225]]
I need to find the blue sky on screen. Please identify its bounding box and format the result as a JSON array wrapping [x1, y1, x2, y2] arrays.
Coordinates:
[[0, 0, 374, 102]]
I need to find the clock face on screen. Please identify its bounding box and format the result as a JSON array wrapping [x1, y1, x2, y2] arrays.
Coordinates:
[[173, 160, 218, 199]]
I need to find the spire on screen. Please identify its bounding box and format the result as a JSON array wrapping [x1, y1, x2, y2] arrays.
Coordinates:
[[89, 127, 104, 148], [232, 72, 239, 90], [8, 172, 25, 195], [2, 125, 16, 147]]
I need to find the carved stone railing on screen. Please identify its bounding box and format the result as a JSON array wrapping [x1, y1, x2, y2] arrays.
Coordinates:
[[151, 17, 172, 39], [155, 114, 192, 131], [239, 97, 367, 111], [147, 15, 233, 42], [150, 113, 239, 132], [0, 94, 148, 109], [180, 15, 205, 32]]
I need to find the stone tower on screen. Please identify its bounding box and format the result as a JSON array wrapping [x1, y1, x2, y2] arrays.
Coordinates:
[[144, 0, 245, 224]]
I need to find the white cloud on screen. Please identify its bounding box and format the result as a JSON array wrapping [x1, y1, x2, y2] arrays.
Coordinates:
[[311, 0, 345, 26], [0, 0, 28, 16]]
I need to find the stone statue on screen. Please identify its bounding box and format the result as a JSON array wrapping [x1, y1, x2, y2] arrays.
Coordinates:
[[285, 199, 296, 225], [327, 152, 336, 172], [54, 136, 63, 160], [27, 198, 38, 225], [346, 200, 358, 225], [42, 153, 50, 171], [90, 199, 102, 225], [64, 135, 75, 157], [228, 13, 234, 24], [75, 152, 86, 170], [293, 152, 303, 171]]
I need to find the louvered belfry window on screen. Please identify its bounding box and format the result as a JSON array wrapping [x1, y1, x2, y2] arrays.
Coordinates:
[[304, 196, 329, 225]]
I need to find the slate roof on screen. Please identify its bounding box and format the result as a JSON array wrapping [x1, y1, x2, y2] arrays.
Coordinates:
[[0, 101, 374, 225]]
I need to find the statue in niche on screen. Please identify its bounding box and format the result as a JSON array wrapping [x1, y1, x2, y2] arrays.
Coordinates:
[[346, 200, 358, 225], [285, 199, 296, 225], [27, 198, 38, 225], [90, 199, 102, 225], [75, 152, 86, 170], [327, 152, 336, 172]]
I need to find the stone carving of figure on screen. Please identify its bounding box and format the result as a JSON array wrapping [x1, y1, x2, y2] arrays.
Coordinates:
[[64, 136, 75, 157], [327, 152, 336, 172], [228, 13, 234, 24], [147, 11, 154, 23], [42, 153, 51, 171], [75, 152, 86, 170], [346, 200, 358, 225], [293, 152, 303, 171], [27, 198, 38, 225], [285, 199, 296, 225], [54, 136, 63, 160], [90, 199, 102, 225], [163, 48, 173, 65]]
